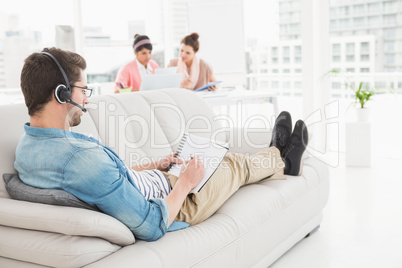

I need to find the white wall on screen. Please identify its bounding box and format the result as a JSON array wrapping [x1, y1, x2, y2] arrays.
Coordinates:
[[187, 0, 246, 87]]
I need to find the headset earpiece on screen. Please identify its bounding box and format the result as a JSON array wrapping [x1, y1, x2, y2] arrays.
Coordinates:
[[42, 51, 87, 112], [42, 51, 72, 103], [54, 84, 71, 104]]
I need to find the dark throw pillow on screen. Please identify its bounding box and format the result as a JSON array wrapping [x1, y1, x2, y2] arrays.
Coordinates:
[[3, 173, 99, 211]]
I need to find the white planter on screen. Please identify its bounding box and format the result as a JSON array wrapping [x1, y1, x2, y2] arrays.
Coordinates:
[[356, 108, 370, 122]]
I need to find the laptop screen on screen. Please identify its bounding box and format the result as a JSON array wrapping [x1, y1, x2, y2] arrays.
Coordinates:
[[140, 73, 182, 91]]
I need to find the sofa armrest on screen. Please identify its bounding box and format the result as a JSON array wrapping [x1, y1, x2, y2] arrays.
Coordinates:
[[0, 198, 134, 246], [228, 127, 311, 161], [228, 127, 272, 155]]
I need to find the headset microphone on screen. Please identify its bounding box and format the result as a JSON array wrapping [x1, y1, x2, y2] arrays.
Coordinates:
[[67, 99, 87, 112], [41, 51, 87, 113]]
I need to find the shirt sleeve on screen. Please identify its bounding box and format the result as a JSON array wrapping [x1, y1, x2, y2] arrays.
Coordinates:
[[62, 146, 169, 241]]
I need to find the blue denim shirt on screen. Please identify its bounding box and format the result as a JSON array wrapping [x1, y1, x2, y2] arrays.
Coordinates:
[[14, 123, 189, 241]]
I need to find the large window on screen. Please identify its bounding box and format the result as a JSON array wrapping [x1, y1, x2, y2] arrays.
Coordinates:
[[353, 17, 366, 27], [330, 7, 338, 17], [332, 55, 341, 62], [384, 41, 395, 52], [346, 43, 355, 54], [294, 45, 302, 55], [282, 46, 290, 56], [346, 55, 355, 62], [360, 42, 369, 52], [340, 18, 351, 28], [385, 54, 395, 64], [384, 28, 397, 39], [383, 14, 397, 25], [383, 1, 397, 12], [368, 2, 381, 12], [340, 6, 350, 15], [332, 43, 341, 54], [368, 16, 380, 26], [353, 4, 366, 15], [2, 0, 401, 103], [360, 55, 369, 61]]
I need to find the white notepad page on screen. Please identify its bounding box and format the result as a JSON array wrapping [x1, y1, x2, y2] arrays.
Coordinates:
[[168, 133, 228, 193]]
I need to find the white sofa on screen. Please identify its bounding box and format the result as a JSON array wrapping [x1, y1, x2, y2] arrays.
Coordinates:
[[0, 88, 329, 268]]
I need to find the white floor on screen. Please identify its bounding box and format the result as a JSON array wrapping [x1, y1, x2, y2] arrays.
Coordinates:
[[270, 153, 402, 268], [217, 93, 402, 268]]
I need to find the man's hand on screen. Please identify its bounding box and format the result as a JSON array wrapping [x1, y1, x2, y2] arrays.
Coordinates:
[[156, 153, 183, 172], [163, 155, 204, 228], [178, 155, 204, 191]]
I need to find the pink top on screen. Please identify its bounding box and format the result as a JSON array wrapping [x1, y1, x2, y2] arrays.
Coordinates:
[[115, 59, 160, 92]]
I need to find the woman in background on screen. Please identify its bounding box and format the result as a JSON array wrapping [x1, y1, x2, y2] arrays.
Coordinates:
[[168, 33, 217, 91], [114, 34, 160, 93]]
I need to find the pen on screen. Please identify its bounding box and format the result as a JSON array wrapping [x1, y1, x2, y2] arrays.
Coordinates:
[[184, 70, 190, 78]]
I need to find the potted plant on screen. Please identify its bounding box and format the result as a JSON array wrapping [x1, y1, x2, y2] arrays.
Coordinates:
[[349, 81, 375, 122], [326, 69, 376, 122]]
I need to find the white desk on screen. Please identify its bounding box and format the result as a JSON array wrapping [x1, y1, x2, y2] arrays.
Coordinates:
[[196, 89, 279, 115]]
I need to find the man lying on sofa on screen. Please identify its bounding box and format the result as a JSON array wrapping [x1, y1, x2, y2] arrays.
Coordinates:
[[14, 47, 308, 241]]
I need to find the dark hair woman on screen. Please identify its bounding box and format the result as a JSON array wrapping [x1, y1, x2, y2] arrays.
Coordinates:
[[114, 34, 160, 93]]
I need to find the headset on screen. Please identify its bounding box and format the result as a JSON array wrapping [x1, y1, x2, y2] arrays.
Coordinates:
[[41, 52, 87, 112]]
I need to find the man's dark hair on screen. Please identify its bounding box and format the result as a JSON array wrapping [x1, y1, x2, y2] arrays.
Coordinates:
[[20, 47, 87, 116]]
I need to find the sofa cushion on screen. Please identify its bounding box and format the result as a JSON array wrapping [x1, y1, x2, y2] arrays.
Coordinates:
[[0, 197, 135, 246], [0, 103, 29, 199], [86, 89, 227, 167], [87, 94, 173, 166], [0, 225, 121, 268], [3, 173, 99, 211]]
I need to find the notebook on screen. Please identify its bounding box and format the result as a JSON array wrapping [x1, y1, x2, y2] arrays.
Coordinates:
[[168, 133, 229, 193], [140, 73, 182, 91], [195, 81, 222, 91]]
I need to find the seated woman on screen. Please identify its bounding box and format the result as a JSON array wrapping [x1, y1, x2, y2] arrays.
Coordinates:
[[168, 33, 217, 91], [114, 34, 160, 93]]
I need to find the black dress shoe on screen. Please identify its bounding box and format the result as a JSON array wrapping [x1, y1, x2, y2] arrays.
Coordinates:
[[282, 120, 308, 176], [270, 111, 292, 154]]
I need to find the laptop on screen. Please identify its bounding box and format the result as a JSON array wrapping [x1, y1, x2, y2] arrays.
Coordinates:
[[140, 73, 182, 91], [154, 67, 177, 75]]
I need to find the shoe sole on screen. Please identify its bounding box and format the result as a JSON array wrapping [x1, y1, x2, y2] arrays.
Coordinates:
[[297, 162, 304, 176]]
